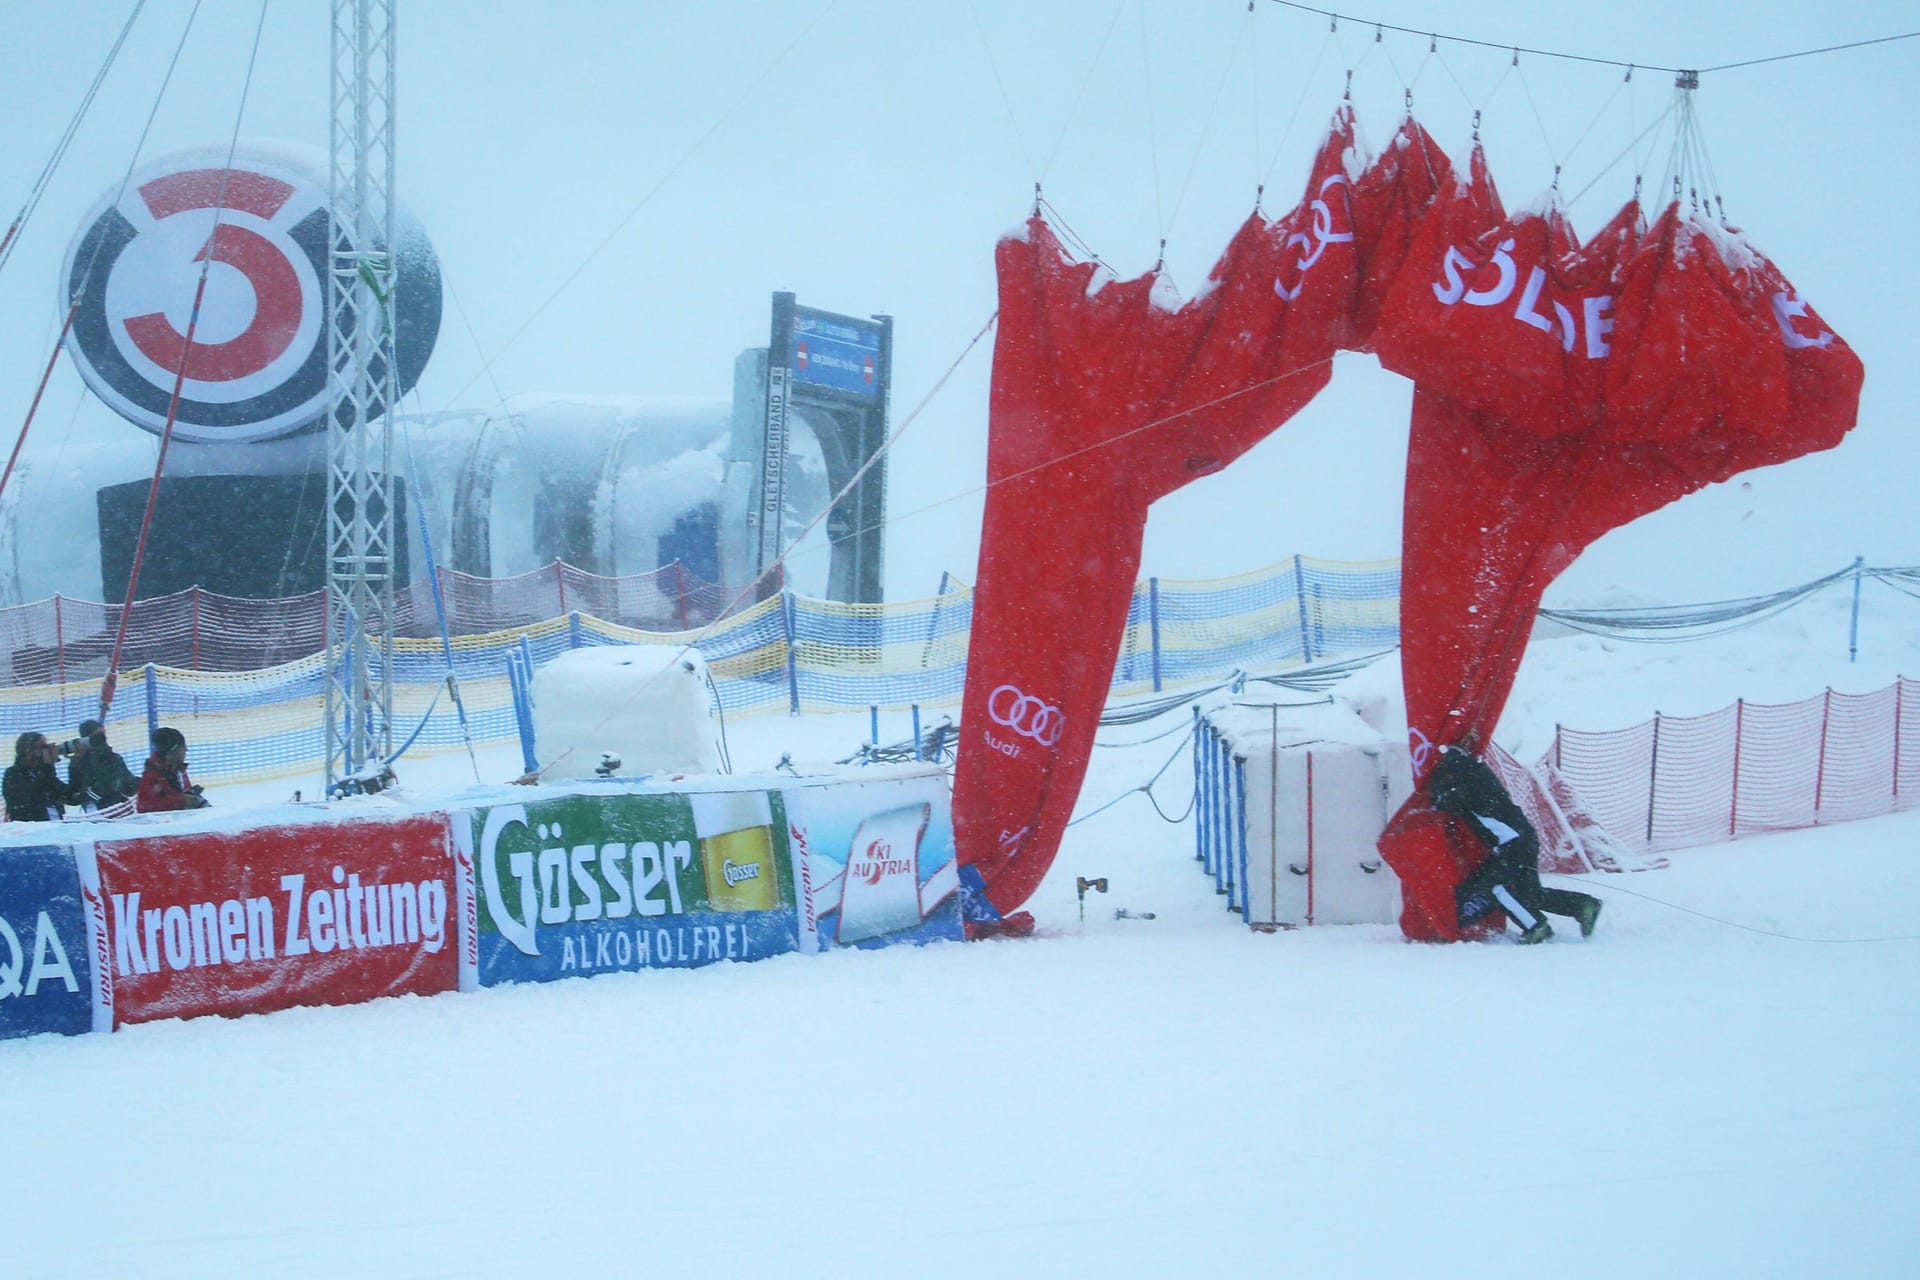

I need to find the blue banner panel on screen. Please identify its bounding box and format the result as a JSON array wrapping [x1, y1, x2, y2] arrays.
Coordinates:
[[477, 912, 798, 987], [0, 844, 96, 1040], [790, 310, 882, 398]]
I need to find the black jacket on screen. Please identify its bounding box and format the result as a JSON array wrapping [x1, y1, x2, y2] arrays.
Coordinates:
[[70, 744, 138, 809], [3, 761, 77, 822], [1426, 746, 1539, 862]]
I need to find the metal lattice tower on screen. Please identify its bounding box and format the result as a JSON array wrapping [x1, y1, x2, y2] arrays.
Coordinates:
[[325, 0, 399, 789]]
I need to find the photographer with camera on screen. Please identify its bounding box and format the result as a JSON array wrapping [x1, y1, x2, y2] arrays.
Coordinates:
[[136, 726, 209, 813], [68, 718, 138, 812], [3, 731, 82, 822]]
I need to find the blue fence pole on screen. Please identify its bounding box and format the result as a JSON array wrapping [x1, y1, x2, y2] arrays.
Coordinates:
[[1192, 709, 1204, 861], [507, 653, 538, 775], [1148, 576, 1163, 693], [781, 591, 801, 714], [144, 664, 158, 737], [1200, 722, 1214, 873], [912, 704, 923, 761], [1235, 755, 1250, 917], [1293, 554, 1314, 664], [1850, 555, 1864, 662], [870, 704, 880, 746], [918, 570, 951, 672]]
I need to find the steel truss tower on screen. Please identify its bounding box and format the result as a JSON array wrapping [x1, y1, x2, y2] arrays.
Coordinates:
[[324, 0, 399, 789]]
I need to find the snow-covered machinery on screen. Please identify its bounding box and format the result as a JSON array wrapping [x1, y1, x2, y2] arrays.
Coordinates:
[[1195, 693, 1411, 928], [529, 645, 723, 780]]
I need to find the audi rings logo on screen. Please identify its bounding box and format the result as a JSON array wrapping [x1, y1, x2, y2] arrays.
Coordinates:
[[987, 684, 1066, 747], [61, 141, 440, 443]]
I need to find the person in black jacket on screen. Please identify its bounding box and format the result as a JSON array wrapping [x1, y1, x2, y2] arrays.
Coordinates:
[[67, 719, 138, 811], [3, 731, 80, 822], [1427, 743, 1601, 944]]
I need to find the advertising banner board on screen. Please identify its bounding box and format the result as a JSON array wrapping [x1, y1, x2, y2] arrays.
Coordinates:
[[92, 814, 456, 1027], [0, 845, 98, 1040], [791, 307, 883, 399], [785, 772, 964, 951], [457, 789, 802, 988]]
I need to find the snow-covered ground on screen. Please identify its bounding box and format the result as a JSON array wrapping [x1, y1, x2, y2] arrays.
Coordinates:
[[4, 590, 1918, 1278]]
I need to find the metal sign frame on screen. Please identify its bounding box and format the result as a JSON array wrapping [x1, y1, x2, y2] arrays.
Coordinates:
[[748, 292, 893, 603]]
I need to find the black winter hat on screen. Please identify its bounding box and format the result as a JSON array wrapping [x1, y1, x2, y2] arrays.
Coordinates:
[[151, 726, 185, 755]]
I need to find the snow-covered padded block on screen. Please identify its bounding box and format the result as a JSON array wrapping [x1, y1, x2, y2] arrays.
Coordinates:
[[532, 645, 720, 780], [1206, 696, 1410, 927]]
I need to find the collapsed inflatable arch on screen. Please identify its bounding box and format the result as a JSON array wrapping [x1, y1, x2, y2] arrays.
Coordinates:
[[950, 107, 1862, 940]]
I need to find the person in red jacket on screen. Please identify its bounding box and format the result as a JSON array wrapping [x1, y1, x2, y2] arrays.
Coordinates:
[[137, 726, 209, 813]]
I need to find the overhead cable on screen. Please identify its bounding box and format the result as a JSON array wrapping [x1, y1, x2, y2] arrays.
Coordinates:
[[1254, 0, 1917, 79], [0, 0, 148, 280]]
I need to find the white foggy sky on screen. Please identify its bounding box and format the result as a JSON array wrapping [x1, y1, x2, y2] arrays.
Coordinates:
[[0, 0, 1914, 601]]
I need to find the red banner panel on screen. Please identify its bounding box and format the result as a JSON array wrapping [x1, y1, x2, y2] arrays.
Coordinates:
[[94, 814, 455, 1026]]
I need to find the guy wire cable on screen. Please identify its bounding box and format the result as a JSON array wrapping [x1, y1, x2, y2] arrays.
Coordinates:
[[0, 0, 148, 279], [1253, 0, 1918, 77]]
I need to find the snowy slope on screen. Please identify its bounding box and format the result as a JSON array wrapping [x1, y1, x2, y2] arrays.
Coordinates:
[[4, 597, 1919, 1278]]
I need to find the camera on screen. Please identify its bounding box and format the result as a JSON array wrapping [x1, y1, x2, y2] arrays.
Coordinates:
[[55, 738, 83, 756]]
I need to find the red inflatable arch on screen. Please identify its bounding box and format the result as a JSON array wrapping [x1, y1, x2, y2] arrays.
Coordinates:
[[951, 108, 1862, 939]]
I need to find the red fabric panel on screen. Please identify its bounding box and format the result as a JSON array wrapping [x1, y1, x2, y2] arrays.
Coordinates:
[[955, 113, 1403, 915], [1374, 176, 1863, 939]]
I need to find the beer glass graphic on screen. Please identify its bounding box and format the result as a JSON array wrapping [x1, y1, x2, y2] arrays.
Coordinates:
[[835, 802, 932, 944], [689, 791, 779, 912]]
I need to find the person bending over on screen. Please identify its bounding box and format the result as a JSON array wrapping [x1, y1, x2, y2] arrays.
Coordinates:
[[1427, 743, 1600, 944]]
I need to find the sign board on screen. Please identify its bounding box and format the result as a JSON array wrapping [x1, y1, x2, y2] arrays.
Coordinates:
[[87, 814, 457, 1026], [0, 845, 98, 1040], [791, 308, 883, 399], [456, 789, 802, 987], [746, 292, 892, 602], [785, 771, 964, 951]]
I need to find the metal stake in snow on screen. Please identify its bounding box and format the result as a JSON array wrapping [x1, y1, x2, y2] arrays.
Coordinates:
[[1075, 876, 1108, 923]]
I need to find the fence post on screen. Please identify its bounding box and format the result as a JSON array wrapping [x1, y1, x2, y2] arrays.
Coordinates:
[[1304, 749, 1316, 926], [1815, 687, 1833, 819], [870, 705, 879, 746], [1730, 698, 1744, 838], [1192, 707, 1205, 863], [1148, 576, 1163, 693], [1553, 723, 1563, 771], [568, 611, 582, 649], [144, 664, 159, 737], [1849, 555, 1864, 662], [1645, 712, 1661, 847], [918, 570, 950, 672], [1293, 554, 1313, 664], [1234, 755, 1249, 918], [781, 590, 800, 715], [911, 704, 922, 761]]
